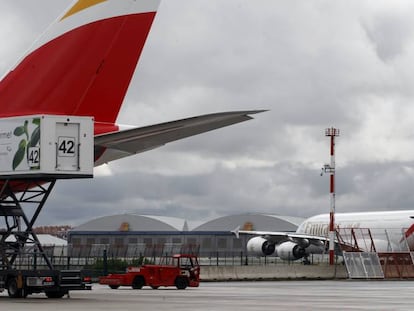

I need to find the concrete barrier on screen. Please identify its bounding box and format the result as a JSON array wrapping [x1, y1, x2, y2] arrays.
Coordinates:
[[200, 264, 348, 281]]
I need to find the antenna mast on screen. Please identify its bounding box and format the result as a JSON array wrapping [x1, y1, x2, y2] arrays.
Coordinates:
[[323, 127, 340, 265]]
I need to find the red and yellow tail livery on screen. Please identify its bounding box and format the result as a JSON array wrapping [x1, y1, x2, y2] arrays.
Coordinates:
[[0, 0, 263, 167]]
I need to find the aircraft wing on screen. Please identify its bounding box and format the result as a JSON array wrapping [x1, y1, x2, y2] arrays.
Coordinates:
[[94, 110, 265, 165], [233, 227, 328, 246]]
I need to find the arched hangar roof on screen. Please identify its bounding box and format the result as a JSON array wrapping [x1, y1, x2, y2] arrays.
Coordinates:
[[73, 214, 188, 232], [192, 214, 303, 232]]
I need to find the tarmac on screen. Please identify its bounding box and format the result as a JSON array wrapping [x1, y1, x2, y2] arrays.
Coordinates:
[[0, 281, 413, 310]]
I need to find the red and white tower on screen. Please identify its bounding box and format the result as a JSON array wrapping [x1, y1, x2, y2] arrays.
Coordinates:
[[323, 127, 340, 265]]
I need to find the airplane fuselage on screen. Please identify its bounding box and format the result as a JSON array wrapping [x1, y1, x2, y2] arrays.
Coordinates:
[[297, 210, 414, 251]]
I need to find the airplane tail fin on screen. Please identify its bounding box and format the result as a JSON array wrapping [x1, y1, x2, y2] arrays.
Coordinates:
[[231, 226, 241, 239], [0, 0, 161, 134]]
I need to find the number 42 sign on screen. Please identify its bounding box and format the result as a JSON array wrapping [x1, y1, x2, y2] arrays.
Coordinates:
[[58, 136, 76, 157]]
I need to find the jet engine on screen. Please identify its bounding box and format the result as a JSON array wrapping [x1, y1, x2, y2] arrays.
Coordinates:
[[276, 241, 307, 261], [246, 237, 276, 256], [246, 237, 310, 260]]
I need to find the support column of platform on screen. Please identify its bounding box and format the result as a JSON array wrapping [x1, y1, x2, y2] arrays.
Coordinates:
[[0, 179, 56, 270]]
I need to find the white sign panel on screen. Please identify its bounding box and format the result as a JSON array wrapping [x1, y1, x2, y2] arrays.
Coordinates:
[[0, 115, 93, 178], [56, 122, 79, 171]]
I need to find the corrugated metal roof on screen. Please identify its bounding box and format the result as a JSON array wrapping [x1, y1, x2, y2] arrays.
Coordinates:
[[72, 213, 304, 233], [72, 214, 187, 232], [192, 214, 304, 231], [6, 234, 67, 245]]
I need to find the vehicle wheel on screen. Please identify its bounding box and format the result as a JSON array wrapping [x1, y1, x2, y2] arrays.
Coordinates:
[[132, 276, 145, 289], [109, 285, 120, 289], [175, 277, 188, 290], [45, 291, 66, 299], [7, 278, 22, 298]]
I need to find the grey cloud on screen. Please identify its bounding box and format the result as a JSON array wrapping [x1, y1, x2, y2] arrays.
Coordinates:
[[362, 12, 414, 62], [3, 1, 414, 227]]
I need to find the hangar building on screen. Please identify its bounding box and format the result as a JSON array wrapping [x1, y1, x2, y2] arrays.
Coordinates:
[[67, 214, 303, 258]]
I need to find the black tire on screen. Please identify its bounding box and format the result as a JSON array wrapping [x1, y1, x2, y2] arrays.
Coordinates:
[[109, 285, 120, 289], [174, 277, 188, 290], [45, 291, 66, 299], [7, 278, 22, 298], [132, 276, 145, 289]]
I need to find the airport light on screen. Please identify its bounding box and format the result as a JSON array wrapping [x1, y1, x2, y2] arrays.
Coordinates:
[[323, 127, 340, 265]]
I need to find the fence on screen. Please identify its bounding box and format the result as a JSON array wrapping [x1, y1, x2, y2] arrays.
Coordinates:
[[7, 243, 334, 276]]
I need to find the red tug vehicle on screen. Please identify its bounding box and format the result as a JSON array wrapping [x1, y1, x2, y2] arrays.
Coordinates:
[[99, 254, 200, 290]]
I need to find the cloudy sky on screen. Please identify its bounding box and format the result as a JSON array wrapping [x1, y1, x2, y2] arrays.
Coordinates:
[[2, 0, 414, 227]]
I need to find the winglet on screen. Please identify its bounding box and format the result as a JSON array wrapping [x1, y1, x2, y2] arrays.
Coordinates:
[[231, 226, 240, 239]]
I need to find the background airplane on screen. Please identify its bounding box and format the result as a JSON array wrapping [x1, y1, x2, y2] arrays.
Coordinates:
[[0, 0, 263, 182], [234, 210, 414, 262]]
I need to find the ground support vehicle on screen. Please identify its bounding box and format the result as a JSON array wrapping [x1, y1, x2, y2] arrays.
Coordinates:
[[99, 254, 200, 290], [0, 269, 92, 298]]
